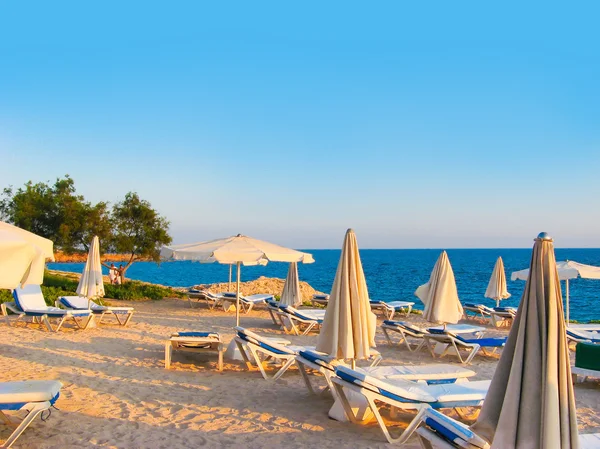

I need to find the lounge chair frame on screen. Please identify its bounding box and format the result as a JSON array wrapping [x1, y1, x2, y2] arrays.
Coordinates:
[[381, 321, 427, 352], [2, 301, 94, 332], [165, 334, 224, 372], [370, 301, 414, 320], [277, 306, 322, 335], [423, 332, 504, 365], [56, 298, 134, 327]]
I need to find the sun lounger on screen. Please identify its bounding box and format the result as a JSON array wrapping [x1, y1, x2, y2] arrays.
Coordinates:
[[566, 328, 600, 346], [414, 406, 600, 449], [4, 285, 94, 332], [186, 288, 205, 308], [311, 294, 330, 306], [463, 303, 494, 321], [221, 292, 274, 314], [165, 331, 224, 371], [234, 326, 314, 380], [277, 304, 324, 335], [0, 380, 62, 448], [331, 365, 490, 444], [423, 328, 507, 365], [381, 320, 428, 352], [370, 300, 415, 320], [296, 349, 474, 397], [57, 296, 134, 326], [490, 306, 517, 327]]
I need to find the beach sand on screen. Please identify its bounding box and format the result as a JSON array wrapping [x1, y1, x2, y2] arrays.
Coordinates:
[[1, 298, 598, 448]]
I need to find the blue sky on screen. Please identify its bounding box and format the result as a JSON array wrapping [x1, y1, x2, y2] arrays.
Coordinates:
[[1, 2, 598, 249]]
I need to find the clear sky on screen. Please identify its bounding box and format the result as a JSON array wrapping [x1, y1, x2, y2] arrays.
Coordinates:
[[1, 1, 598, 249]]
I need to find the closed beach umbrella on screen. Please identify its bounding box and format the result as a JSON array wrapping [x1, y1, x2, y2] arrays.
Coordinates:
[[76, 236, 105, 304], [485, 256, 511, 307], [472, 233, 578, 448], [280, 262, 302, 307], [0, 221, 54, 287], [316, 229, 376, 366], [511, 259, 600, 323], [161, 234, 314, 325], [415, 251, 463, 324]]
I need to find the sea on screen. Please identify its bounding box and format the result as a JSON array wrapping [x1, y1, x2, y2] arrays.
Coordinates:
[[48, 248, 600, 322]]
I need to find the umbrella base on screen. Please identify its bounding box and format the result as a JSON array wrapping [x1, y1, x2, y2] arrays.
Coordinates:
[[224, 338, 245, 361]]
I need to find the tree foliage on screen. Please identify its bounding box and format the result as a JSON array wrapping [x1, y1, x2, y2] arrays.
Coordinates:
[[0, 176, 172, 281], [111, 192, 172, 278]]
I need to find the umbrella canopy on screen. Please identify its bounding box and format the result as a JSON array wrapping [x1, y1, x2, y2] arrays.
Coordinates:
[[161, 234, 314, 325], [511, 259, 600, 323], [160, 234, 314, 265], [415, 251, 463, 324], [0, 230, 45, 289], [0, 222, 54, 289], [316, 229, 376, 364], [472, 232, 578, 448], [280, 262, 302, 307], [76, 236, 105, 301], [485, 256, 511, 307]]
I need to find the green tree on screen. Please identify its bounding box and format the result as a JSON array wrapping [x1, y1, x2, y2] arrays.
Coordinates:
[[0, 175, 112, 252], [110, 192, 171, 282]]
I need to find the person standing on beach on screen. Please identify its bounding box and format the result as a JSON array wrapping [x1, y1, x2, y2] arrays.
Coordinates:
[[108, 263, 117, 284], [116, 264, 124, 285]]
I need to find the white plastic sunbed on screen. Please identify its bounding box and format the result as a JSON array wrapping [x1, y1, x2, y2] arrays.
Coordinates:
[[370, 300, 415, 320], [566, 328, 600, 346], [423, 328, 507, 365], [234, 327, 313, 380], [463, 303, 494, 321], [414, 406, 600, 449], [165, 332, 225, 371], [0, 380, 62, 448], [277, 305, 324, 335], [57, 296, 134, 326], [381, 320, 428, 352], [220, 292, 275, 313], [3, 285, 94, 332], [296, 349, 474, 397], [331, 365, 490, 444], [489, 306, 517, 327], [311, 294, 330, 306]]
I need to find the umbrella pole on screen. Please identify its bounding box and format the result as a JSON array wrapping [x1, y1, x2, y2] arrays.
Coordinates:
[[235, 262, 241, 327], [566, 279, 570, 324], [229, 264, 232, 291]]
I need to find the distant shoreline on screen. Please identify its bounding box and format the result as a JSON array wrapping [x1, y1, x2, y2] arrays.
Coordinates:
[[54, 252, 150, 263]]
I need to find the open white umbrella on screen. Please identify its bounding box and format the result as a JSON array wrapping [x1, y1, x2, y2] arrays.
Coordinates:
[[280, 262, 302, 307], [316, 229, 376, 367], [472, 232, 578, 448], [415, 251, 463, 325], [0, 221, 54, 288], [511, 259, 600, 323], [76, 236, 105, 306], [161, 234, 314, 325], [485, 256, 511, 307]]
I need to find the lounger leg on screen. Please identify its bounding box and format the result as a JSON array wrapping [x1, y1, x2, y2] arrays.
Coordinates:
[[364, 394, 426, 444], [165, 341, 172, 369], [2, 401, 50, 449], [405, 305, 413, 317], [1, 303, 9, 326], [235, 340, 256, 372], [296, 361, 317, 395], [301, 322, 316, 336], [464, 345, 480, 365], [41, 315, 56, 332], [120, 312, 134, 326], [217, 347, 224, 372], [188, 296, 194, 308], [332, 382, 373, 425], [247, 345, 270, 380], [273, 357, 296, 381], [388, 309, 395, 320]]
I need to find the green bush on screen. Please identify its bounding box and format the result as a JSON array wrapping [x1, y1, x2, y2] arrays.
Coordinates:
[[0, 272, 184, 304]]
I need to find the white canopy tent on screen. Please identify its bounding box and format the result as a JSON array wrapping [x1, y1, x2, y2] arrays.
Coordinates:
[[511, 260, 600, 323], [161, 234, 314, 325], [76, 236, 105, 306], [0, 222, 54, 289]]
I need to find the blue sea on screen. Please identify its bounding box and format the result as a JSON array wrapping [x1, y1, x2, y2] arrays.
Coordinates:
[[48, 248, 600, 322]]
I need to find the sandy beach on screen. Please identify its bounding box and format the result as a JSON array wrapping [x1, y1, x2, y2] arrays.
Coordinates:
[[1, 298, 599, 449]]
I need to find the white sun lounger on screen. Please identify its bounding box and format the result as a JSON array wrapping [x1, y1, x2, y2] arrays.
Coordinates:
[[566, 328, 600, 346], [414, 406, 600, 449], [3, 285, 94, 332], [423, 329, 507, 365], [277, 305, 324, 335], [489, 307, 517, 327], [0, 380, 62, 448], [370, 300, 415, 320], [463, 303, 494, 321], [296, 349, 474, 397], [234, 327, 314, 380], [311, 294, 330, 306], [331, 365, 490, 444], [381, 320, 429, 352], [57, 296, 134, 326], [220, 292, 275, 314], [165, 332, 224, 371]]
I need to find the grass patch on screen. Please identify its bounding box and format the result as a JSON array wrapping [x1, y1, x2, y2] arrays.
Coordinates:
[[0, 272, 185, 305]]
